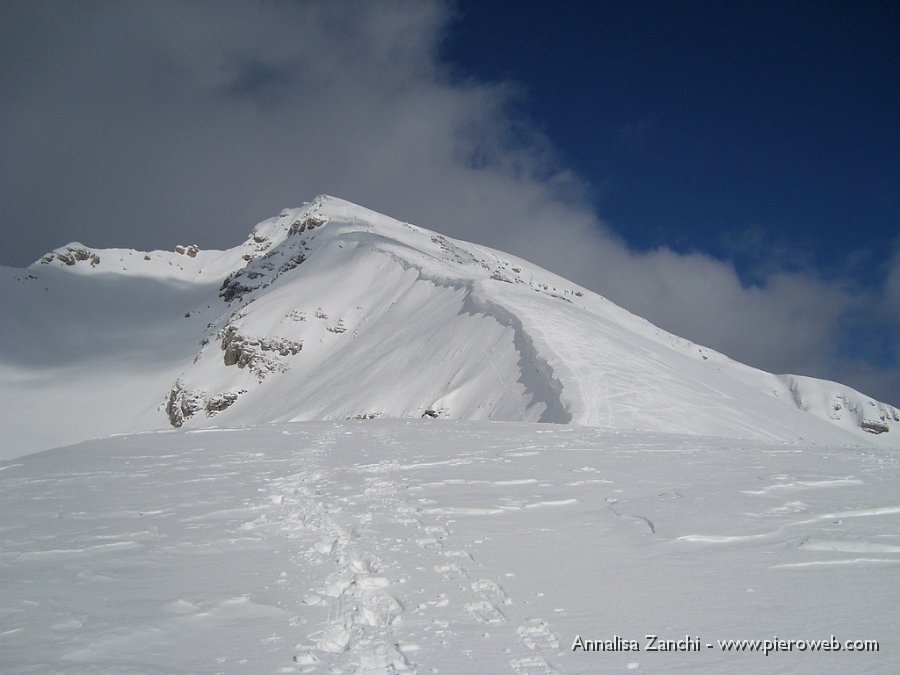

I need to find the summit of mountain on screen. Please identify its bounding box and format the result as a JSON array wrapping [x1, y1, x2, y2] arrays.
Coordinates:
[[1, 195, 896, 459]]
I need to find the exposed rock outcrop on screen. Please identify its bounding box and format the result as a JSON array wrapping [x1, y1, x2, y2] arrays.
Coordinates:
[[289, 215, 327, 235], [862, 419, 890, 434], [165, 380, 247, 427], [40, 246, 100, 267], [165, 381, 206, 428], [220, 324, 302, 379]]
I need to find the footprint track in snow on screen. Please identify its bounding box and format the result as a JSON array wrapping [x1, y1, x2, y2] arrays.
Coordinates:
[[472, 578, 512, 606], [517, 617, 560, 651], [510, 619, 561, 675], [262, 470, 416, 672], [434, 561, 469, 580], [465, 599, 507, 625], [510, 654, 560, 675]]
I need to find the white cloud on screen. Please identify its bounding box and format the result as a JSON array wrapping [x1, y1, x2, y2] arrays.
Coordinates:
[[1, 0, 897, 405], [885, 248, 900, 325]]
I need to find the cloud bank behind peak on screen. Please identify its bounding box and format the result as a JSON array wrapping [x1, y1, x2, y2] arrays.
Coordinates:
[[1, 0, 897, 405]]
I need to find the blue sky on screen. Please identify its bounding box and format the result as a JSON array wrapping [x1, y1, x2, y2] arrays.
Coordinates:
[[443, 1, 898, 288], [1, 0, 897, 405]]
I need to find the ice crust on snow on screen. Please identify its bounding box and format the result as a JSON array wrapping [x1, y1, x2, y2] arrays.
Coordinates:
[[1, 194, 897, 459]]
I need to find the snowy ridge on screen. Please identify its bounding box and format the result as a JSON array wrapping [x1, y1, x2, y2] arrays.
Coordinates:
[[1, 195, 897, 458]]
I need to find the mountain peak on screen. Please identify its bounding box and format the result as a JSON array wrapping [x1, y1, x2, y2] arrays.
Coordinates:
[[2, 196, 898, 459]]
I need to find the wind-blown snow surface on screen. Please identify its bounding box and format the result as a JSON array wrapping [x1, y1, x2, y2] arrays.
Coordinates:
[[1, 421, 898, 674], [1, 195, 897, 460]]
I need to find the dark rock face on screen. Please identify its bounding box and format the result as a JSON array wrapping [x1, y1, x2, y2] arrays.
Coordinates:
[[219, 273, 254, 303], [218, 213, 323, 305], [289, 215, 326, 236], [218, 252, 306, 304]]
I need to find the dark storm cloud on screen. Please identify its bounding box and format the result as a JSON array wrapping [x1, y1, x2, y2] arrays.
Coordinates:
[[1, 0, 897, 405]]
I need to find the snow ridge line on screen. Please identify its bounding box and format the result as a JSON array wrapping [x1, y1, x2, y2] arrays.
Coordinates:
[[460, 289, 570, 424], [363, 238, 571, 424]]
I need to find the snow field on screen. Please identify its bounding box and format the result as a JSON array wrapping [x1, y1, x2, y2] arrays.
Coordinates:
[[2, 421, 898, 673]]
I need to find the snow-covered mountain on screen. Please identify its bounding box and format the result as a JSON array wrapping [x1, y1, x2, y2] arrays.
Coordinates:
[[1, 195, 897, 459], [3, 196, 900, 675]]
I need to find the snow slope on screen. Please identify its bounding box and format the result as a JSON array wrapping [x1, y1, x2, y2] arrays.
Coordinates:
[[1, 195, 897, 459], [2, 422, 898, 673]]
